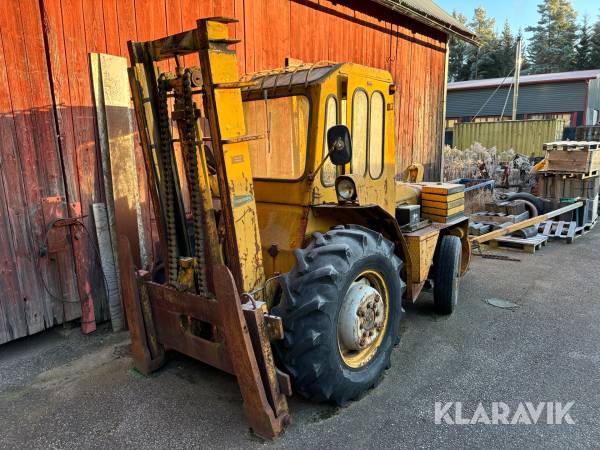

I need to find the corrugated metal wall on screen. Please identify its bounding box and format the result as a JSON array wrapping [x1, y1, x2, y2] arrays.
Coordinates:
[[453, 120, 564, 157], [447, 82, 587, 117], [586, 78, 600, 125], [0, 0, 448, 344]]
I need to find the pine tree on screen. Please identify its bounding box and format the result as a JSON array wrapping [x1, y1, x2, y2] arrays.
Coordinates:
[[526, 0, 578, 74], [488, 21, 525, 78], [591, 15, 600, 68], [448, 12, 470, 81], [574, 15, 593, 69], [467, 7, 499, 79]]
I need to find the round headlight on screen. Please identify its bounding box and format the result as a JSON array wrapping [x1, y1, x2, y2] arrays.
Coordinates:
[[336, 178, 356, 201]]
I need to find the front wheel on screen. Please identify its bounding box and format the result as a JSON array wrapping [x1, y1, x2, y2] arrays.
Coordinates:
[[272, 225, 405, 405], [433, 235, 462, 315]]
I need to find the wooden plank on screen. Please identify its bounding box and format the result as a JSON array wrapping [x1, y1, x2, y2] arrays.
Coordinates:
[[41, 196, 81, 324], [421, 182, 465, 195], [43, 0, 102, 332], [489, 235, 548, 254], [115, 0, 156, 264], [92, 53, 148, 268], [472, 202, 584, 245], [93, 203, 124, 330], [29, 0, 93, 329], [566, 221, 577, 242], [0, 173, 26, 344], [102, 0, 122, 55], [0, 13, 33, 343], [422, 198, 464, 210], [116, 0, 138, 57]]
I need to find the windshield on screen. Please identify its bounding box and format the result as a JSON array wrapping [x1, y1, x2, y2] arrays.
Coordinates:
[[243, 95, 309, 180]]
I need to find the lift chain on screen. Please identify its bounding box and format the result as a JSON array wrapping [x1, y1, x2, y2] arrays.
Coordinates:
[[157, 74, 179, 285], [176, 69, 209, 296]]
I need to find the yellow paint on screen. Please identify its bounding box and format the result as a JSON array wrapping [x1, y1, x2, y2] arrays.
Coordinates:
[[422, 191, 465, 202], [337, 270, 390, 369], [404, 229, 440, 283], [395, 182, 420, 205], [420, 183, 465, 195], [203, 20, 265, 293], [232, 60, 470, 306], [422, 199, 464, 210], [453, 119, 564, 157], [405, 163, 424, 182]]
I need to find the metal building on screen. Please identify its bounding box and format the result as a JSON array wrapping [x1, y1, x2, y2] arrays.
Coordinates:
[[446, 70, 600, 129], [0, 0, 475, 345]]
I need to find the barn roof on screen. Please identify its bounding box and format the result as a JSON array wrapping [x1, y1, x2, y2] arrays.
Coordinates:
[[448, 69, 600, 91], [369, 0, 478, 45]]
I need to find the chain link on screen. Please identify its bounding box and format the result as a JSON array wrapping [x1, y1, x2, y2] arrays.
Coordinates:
[[157, 74, 179, 285], [176, 69, 209, 296]]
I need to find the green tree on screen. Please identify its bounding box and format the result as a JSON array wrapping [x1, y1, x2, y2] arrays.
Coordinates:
[[591, 15, 600, 68], [467, 6, 499, 79], [526, 0, 578, 74], [574, 15, 593, 69], [448, 11, 471, 81], [489, 21, 529, 78]]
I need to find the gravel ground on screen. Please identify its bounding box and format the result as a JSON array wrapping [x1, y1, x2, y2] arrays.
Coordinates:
[[1, 227, 599, 449]]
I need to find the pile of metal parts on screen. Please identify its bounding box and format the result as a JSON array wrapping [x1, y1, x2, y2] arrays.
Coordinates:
[[468, 141, 600, 251]]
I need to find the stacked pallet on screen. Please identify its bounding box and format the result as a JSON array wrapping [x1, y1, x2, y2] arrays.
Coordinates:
[[420, 183, 466, 223], [542, 141, 600, 177], [539, 140, 600, 228]]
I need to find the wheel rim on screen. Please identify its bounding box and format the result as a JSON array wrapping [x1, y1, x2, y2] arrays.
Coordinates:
[[337, 270, 390, 368]]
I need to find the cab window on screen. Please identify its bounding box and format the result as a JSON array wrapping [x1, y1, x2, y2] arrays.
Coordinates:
[[244, 95, 309, 180], [351, 89, 368, 176], [369, 91, 385, 179], [322, 96, 338, 187]]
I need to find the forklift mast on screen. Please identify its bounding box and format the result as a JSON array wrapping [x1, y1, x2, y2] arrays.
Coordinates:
[[123, 17, 289, 438]]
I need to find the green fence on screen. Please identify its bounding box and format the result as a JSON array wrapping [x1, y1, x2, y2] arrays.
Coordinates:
[[453, 119, 564, 157]]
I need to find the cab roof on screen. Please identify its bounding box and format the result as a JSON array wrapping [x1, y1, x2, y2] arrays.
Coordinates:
[[241, 62, 392, 94]]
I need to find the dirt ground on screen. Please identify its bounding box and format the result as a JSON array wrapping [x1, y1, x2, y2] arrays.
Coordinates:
[[1, 227, 600, 449]]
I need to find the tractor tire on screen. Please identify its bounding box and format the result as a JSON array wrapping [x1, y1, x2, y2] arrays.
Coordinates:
[[433, 235, 462, 315], [505, 192, 545, 215], [272, 225, 405, 405]]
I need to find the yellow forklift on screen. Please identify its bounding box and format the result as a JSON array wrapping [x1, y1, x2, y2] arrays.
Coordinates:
[[121, 17, 470, 438]]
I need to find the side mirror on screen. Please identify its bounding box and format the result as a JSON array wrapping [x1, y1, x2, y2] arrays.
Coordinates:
[[327, 125, 352, 166]]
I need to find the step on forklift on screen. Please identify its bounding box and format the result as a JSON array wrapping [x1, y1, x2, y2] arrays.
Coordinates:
[[121, 17, 471, 438]]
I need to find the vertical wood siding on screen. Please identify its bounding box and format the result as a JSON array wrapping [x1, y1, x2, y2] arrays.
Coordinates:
[[0, 0, 447, 344]]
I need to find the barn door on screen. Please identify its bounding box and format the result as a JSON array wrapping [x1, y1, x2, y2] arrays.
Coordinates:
[[0, 1, 107, 345]]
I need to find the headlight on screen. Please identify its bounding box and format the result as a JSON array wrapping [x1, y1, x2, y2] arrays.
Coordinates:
[[336, 178, 356, 202]]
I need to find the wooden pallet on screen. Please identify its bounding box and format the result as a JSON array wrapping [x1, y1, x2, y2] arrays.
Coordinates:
[[488, 234, 548, 254], [537, 219, 597, 244], [543, 140, 600, 176]]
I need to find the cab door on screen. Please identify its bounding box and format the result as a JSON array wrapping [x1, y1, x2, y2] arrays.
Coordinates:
[[346, 75, 395, 215]]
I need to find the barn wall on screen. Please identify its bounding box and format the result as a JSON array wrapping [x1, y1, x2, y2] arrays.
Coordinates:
[[0, 0, 448, 344]]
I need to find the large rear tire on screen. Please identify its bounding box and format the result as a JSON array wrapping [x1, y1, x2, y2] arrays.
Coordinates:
[[433, 235, 462, 315], [272, 225, 405, 405]]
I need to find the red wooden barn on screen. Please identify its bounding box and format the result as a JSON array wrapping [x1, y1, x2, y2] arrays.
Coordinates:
[[0, 0, 475, 344]]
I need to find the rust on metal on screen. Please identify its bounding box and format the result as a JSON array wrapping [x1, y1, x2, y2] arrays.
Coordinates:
[[124, 18, 289, 439]]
